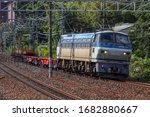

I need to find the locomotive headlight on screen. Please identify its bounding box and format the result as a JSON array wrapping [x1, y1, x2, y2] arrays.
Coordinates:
[[123, 52, 127, 55], [104, 50, 108, 54], [123, 52, 130, 55], [101, 50, 108, 54]]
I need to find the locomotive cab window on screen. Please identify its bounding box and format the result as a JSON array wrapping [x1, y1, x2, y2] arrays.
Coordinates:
[[100, 33, 115, 43], [116, 34, 129, 44]]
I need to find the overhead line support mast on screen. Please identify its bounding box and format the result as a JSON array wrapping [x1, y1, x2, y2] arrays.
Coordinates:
[[49, 1, 53, 78]]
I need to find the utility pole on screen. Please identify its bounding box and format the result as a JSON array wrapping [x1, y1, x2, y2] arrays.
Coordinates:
[[9, 1, 16, 53], [49, 0, 53, 78], [31, 0, 35, 50], [101, 0, 107, 30]]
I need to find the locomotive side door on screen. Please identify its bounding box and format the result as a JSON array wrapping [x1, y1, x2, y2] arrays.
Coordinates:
[[90, 34, 98, 62], [70, 35, 75, 60]]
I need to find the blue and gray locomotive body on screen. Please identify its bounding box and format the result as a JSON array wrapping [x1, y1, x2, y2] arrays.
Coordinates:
[[57, 31, 132, 79]]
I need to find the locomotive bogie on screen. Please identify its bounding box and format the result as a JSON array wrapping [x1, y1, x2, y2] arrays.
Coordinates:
[[57, 59, 95, 74], [95, 62, 129, 75]]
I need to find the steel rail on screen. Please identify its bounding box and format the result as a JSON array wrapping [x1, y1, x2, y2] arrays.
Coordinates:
[[126, 81, 150, 89], [0, 62, 81, 100]]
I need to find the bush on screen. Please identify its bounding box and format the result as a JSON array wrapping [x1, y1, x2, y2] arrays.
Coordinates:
[[41, 48, 48, 57], [5, 46, 13, 55], [129, 55, 150, 79]]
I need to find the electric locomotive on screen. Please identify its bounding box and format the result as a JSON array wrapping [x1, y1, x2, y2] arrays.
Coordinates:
[[57, 31, 132, 79]]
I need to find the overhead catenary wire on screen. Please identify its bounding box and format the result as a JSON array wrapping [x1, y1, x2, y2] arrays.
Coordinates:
[[1, 0, 150, 12]]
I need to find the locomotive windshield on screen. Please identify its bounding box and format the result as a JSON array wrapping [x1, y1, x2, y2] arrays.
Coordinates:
[[116, 33, 129, 44], [99, 33, 129, 44], [101, 33, 115, 43]]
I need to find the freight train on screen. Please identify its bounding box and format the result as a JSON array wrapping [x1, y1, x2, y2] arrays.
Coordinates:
[[12, 30, 132, 79], [12, 49, 55, 67], [57, 31, 132, 79]]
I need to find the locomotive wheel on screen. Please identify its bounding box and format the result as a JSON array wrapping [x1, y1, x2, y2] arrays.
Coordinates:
[[39, 61, 44, 68], [33, 60, 38, 66]]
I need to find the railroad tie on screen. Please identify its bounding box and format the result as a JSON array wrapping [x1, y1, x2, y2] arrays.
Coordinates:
[[0, 76, 5, 79]]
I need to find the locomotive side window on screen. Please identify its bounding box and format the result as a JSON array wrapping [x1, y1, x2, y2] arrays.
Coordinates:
[[94, 34, 100, 42], [100, 33, 115, 43], [116, 34, 129, 44]]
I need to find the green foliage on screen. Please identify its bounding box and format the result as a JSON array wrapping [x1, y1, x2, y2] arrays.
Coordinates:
[[65, 3, 105, 32], [129, 20, 150, 58], [130, 55, 150, 79], [122, 12, 137, 23], [40, 48, 48, 57], [4, 46, 13, 55], [20, 34, 30, 49], [36, 45, 48, 57]]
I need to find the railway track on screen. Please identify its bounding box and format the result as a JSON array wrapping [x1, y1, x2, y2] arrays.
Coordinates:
[[0, 62, 81, 100], [1, 54, 150, 96], [126, 81, 150, 89]]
